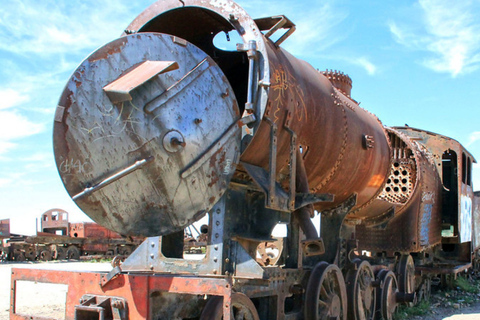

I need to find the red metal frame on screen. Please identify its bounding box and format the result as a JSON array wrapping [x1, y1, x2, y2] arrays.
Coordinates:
[[10, 268, 233, 320]]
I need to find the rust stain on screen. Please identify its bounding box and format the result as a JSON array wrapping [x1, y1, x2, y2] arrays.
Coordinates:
[[208, 171, 219, 188], [112, 212, 125, 224], [88, 39, 127, 63]]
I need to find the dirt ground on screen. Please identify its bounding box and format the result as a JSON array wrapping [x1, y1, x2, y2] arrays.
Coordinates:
[[1, 261, 480, 320]]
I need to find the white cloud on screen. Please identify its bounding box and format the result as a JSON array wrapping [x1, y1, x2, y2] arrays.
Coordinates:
[[281, 3, 349, 56], [0, 111, 44, 140], [0, 178, 12, 188], [389, 0, 480, 77], [23, 153, 55, 172], [351, 57, 377, 75], [0, 88, 30, 110], [467, 131, 480, 147], [0, 141, 16, 155], [0, 111, 45, 155], [0, 0, 142, 58], [240, 0, 348, 57]]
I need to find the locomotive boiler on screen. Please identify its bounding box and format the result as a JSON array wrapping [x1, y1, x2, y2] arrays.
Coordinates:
[[10, 0, 479, 320]]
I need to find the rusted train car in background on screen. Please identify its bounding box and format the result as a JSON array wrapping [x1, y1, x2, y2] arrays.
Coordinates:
[[1, 209, 138, 261], [10, 0, 479, 319]]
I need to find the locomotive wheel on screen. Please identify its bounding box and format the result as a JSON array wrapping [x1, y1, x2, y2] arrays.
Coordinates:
[[305, 262, 347, 320], [39, 250, 52, 261], [66, 246, 80, 260], [199, 293, 259, 320], [120, 246, 133, 257], [346, 260, 375, 320], [14, 251, 26, 262], [417, 277, 431, 302], [375, 270, 398, 320], [25, 247, 36, 260], [397, 255, 415, 305], [56, 247, 67, 260]]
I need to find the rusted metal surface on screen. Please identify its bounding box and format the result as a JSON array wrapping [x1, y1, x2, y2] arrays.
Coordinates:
[[69, 223, 123, 239], [2, 211, 140, 262], [355, 127, 443, 253], [10, 268, 233, 320], [0, 219, 10, 239], [395, 126, 476, 244], [240, 40, 391, 215], [415, 262, 472, 275], [40, 209, 69, 234]]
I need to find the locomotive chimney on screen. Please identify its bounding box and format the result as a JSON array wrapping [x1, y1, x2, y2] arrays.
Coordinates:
[[322, 70, 353, 97]]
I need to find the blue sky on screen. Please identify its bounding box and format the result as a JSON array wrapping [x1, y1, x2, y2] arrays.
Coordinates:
[[1, 0, 479, 235]]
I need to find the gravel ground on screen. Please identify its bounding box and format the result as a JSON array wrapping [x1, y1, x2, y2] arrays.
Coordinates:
[[410, 286, 480, 320], [1, 261, 480, 320]]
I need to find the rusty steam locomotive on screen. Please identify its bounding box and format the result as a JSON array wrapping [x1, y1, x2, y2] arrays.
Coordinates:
[[11, 0, 479, 319]]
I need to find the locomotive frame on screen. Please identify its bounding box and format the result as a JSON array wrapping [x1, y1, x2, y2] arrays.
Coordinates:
[[10, 0, 479, 319]]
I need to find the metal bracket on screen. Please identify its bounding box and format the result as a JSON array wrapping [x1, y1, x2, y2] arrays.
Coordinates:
[[100, 266, 122, 287], [254, 15, 296, 47], [295, 193, 334, 209], [76, 295, 127, 320], [242, 162, 290, 212]]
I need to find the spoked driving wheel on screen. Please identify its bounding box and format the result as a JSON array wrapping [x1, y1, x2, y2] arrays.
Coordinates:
[[199, 292, 259, 320], [346, 260, 376, 320], [375, 270, 398, 320], [416, 276, 431, 302], [305, 262, 347, 320], [397, 254, 415, 306]]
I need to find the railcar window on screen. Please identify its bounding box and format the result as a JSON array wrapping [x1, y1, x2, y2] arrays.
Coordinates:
[[462, 153, 467, 184]]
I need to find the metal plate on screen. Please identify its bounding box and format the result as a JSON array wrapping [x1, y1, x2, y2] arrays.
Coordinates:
[[54, 33, 241, 237]]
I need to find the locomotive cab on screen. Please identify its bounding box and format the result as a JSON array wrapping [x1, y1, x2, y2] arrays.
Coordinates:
[[394, 127, 476, 260]]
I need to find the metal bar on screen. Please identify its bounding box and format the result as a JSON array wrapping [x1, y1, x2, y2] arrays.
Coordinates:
[[415, 262, 472, 275], [264, 17, 287, 38], [265, 118, 278, 208], [244, 41, 257, 113], [223, 292, 232, 320], [180, 121, 240, 178], [261, 15, 296, 47], [72, 156, 154, 201], [275, 26, 296, 47], [144, 58, 210, 114], [286, 128, 297, 211]]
